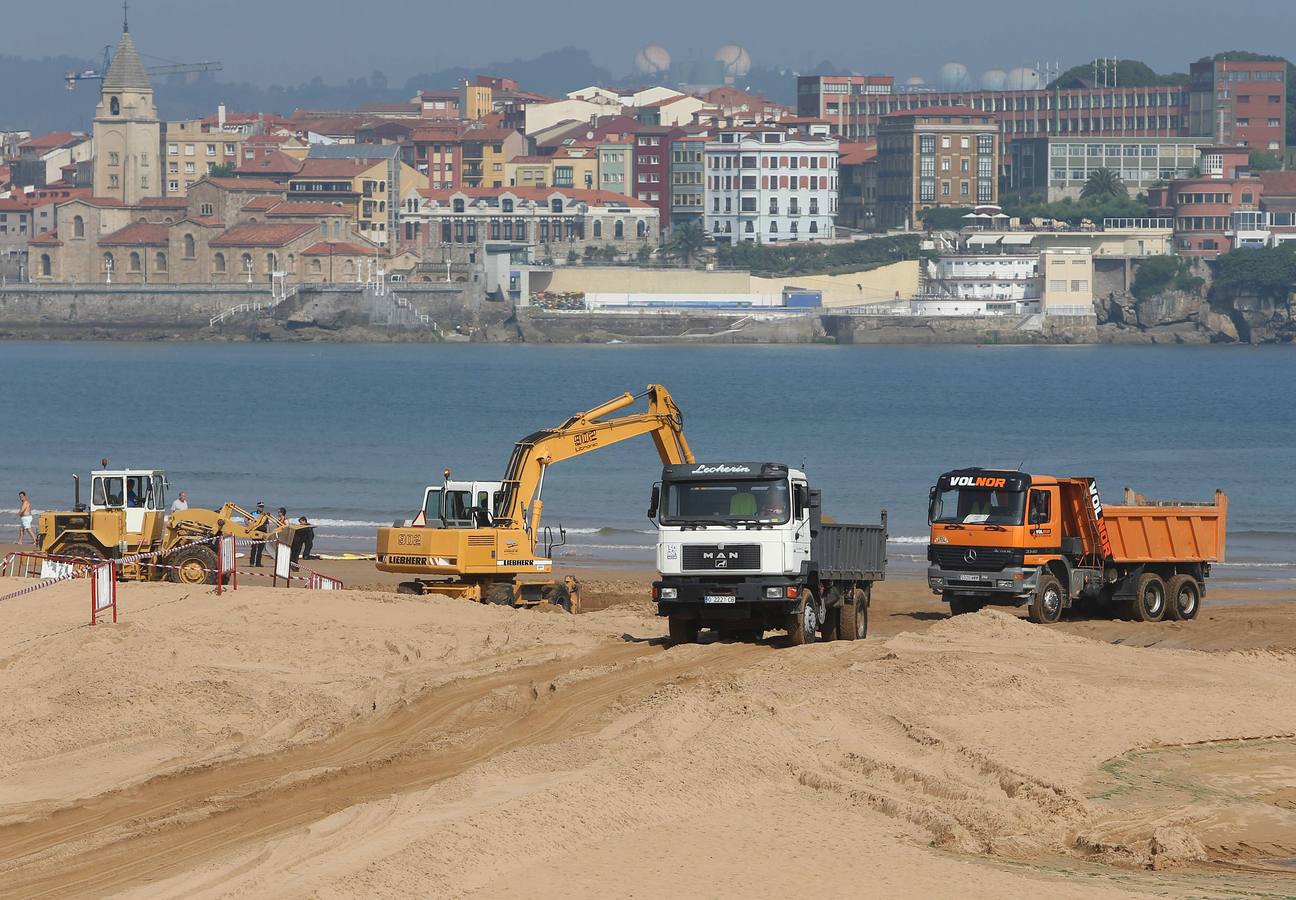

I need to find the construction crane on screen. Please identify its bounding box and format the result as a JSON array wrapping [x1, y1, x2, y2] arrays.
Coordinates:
[[64, 45, 222, 91], [375, 384, 696, 612]]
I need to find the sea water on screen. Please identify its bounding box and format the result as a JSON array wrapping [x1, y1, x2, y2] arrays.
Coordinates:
[[1, 341, 1292, 589]]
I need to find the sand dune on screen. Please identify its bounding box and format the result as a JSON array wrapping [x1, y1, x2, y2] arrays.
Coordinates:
[[0, 575, 1293, 898]]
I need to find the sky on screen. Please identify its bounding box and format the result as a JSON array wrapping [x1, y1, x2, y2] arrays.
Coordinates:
[[10, 0, 1296, 85]]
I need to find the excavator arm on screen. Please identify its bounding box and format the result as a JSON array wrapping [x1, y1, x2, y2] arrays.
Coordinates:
[[494, 384, 695, 537]]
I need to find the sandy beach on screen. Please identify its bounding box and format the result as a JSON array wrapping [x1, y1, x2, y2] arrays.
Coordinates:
[[0, 555, 1293, 898]]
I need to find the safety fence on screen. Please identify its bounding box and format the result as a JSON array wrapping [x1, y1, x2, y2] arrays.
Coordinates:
[[1, 536, 345, 625]]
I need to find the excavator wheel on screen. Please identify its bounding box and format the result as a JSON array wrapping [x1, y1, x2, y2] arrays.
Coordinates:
[[57, 542, 104, 578], [543, 583, 573, 613], [396, 581, 423, 595], [485, 583, 517, 606], [169, 544, 219, 585]]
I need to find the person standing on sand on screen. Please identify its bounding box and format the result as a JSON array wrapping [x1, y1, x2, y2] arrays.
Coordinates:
[[248, 501, 268, 567], [17, 491, 35, 545], [291, 516, 315, 563]]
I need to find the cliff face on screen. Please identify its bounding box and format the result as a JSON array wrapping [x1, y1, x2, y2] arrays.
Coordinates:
[[1096, 289, 1294, 344]]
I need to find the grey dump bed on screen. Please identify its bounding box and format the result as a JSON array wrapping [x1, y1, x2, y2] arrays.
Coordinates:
[[814, 517, 888, 581]]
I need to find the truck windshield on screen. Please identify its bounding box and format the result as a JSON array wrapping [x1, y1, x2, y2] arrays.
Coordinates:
[[661, 479, 790, 525], [932, 488, 1026, 525]]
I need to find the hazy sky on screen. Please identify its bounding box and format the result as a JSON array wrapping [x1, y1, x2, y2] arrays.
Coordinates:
[[10, 0, 1295, 85]]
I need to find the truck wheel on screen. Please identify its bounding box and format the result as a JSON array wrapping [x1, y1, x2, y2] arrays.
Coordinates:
[[1028, 574, 1064, 624], [169, 545, 219, 585], [668, 616, 699, 645], [1129, 573, 1167, 622], [838, 587, 869, 640], [1165, 575, 1200, 621], [946, 594, 981, 616], [484, 583, 516, 606], [785, 591, 817, 647], [58, 541, 103, 578]]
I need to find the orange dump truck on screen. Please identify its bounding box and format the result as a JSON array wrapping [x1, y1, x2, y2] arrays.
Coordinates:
[[927, 469, 1227, 623]]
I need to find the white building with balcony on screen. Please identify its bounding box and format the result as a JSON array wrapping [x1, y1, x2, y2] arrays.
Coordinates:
[[704, 126, 839, 244]]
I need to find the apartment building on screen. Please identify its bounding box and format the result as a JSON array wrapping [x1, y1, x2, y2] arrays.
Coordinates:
[[1008, 136, 1205, 200], [1188, 59, 1286, 155], [703, 126, 839, 244], [162, 120, 243, 197], [669, 134, 706, 232], [875, 108, 999, 230]]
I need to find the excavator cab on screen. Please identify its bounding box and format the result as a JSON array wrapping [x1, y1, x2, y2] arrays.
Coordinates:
[[418, 479, 503, 528]]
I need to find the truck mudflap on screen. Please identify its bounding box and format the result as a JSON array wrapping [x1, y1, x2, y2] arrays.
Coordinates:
[[654, 578, 802, 617], [928, 566, 1039, 600]]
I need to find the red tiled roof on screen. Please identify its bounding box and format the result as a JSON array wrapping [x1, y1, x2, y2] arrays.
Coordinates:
[[0, 197, 35, 211], [181, 216, 223, 228], [202, 177, 287, 192], [241, 196, 281, 211], [19, 131, 87, 151], [99, 222, 171, 246], [30, 230, 61, 245], [293, 158, 380, 178], [301, 241, 379, 256], [235, 150, 303, 176], [838, 141, 877, 165], [210, 222, 316, 247], [1259, 171, 1296, 195], [267, 201, 351, 217], [69, 196, 126, 208]]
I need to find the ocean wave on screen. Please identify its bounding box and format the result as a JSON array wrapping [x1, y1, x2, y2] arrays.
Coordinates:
[[888, 535, 928, 545], [559, 543, 655, 553], [308, 518, 391, 529], [1214, 561, 1295, 569], [563, 526, 655, 536]]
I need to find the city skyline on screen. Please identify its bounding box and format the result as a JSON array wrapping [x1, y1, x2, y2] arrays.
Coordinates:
[[7, 0, 1295, 86]]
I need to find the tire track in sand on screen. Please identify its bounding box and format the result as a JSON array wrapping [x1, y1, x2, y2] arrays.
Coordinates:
[[0, 639, 769, 898]]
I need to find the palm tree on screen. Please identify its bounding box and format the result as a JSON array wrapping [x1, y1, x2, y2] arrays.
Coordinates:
[[666, 222, 709, 267], [1081, 167, 1125, 200]]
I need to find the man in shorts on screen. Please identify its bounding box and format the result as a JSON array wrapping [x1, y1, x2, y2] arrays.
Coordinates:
[[17, 491, 35, 545]]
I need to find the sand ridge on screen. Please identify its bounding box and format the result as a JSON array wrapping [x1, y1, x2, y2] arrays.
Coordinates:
[[0, 575, 1294, 898]]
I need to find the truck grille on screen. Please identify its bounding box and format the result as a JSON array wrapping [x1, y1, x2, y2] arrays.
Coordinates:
[[682, 544, 761, 571], [929, 546, 1023, 572]]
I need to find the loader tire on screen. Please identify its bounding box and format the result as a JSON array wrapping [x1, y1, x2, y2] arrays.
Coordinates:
[[1129, 572, 1167, 622], [58, 542, 103, 578], [668, 615, 699, 645], [1165, 575, 1200, 621], [169, 544, 218, 586], [1028, 574, 1064, 624]]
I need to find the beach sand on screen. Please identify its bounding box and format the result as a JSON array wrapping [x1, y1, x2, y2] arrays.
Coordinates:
[[0, 557, 1294, 898]]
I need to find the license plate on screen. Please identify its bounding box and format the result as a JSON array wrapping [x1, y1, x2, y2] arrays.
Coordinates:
[[704, 594, 737, 604]]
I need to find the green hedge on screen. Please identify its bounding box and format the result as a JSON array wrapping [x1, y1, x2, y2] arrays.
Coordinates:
[[715, 234, 921, 277]]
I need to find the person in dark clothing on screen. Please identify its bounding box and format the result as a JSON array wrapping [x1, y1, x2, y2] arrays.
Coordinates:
[[248, 500, 267, 566], [291, 516, 315, 563]]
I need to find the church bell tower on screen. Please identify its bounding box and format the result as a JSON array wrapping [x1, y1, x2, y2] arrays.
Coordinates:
[[92, 16, 161, 204]]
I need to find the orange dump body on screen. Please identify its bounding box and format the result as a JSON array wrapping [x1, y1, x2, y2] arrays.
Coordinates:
[[1101, 490, 1227, 563]]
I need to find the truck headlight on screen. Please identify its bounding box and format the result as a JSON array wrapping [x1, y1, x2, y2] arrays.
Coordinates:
[[928, 577, 944, 588], [765, 586, 783, 599], [658, 587, 677, 600]]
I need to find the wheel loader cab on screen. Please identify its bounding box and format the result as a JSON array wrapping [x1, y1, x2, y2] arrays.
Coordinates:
[[89, 469, 167, 546]]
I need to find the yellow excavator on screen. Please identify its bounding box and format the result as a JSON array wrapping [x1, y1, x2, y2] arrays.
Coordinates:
[[38, 467, 285, 585], [376, 384, 695, 612]]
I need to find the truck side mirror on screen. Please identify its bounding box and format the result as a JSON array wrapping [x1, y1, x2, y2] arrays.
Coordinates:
[[647, 483, 660, 521], [793, 483, 809, 515], [927, 486, 940, 523]]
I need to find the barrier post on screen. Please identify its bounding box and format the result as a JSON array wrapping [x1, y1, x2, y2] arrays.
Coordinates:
[[217, 535, 237, 594], [91, 562, 116, 625], [273, 540, 292, 587]]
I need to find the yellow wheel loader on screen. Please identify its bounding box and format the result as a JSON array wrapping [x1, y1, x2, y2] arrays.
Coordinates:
[[38, 468, 285, 585], [376, 384, 695, 612]]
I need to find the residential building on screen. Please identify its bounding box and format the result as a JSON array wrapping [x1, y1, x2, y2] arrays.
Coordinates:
[[0, 197, 34, 276], [1008, 136, 1206, 200], [597, 136, 634, 196], [506, 156, 553, 189], [549, 145, 598, 191], [875, 108, 999, 230], [632, 126, 681, 231], [704, 125, 839, 244], [524, 98, 611, 136], [91, 28, 162, 204], [1147, 145, 1259, 257], [399, 187, 659, 256], [10, 132, 92, 188], [837, 141, 877, 231], [295, 145, 429, 245], [457, 124, 525, 188], [161, 120, 243, 196], [668, 134, 706, 232], [1188, 59, 1286, 155]]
